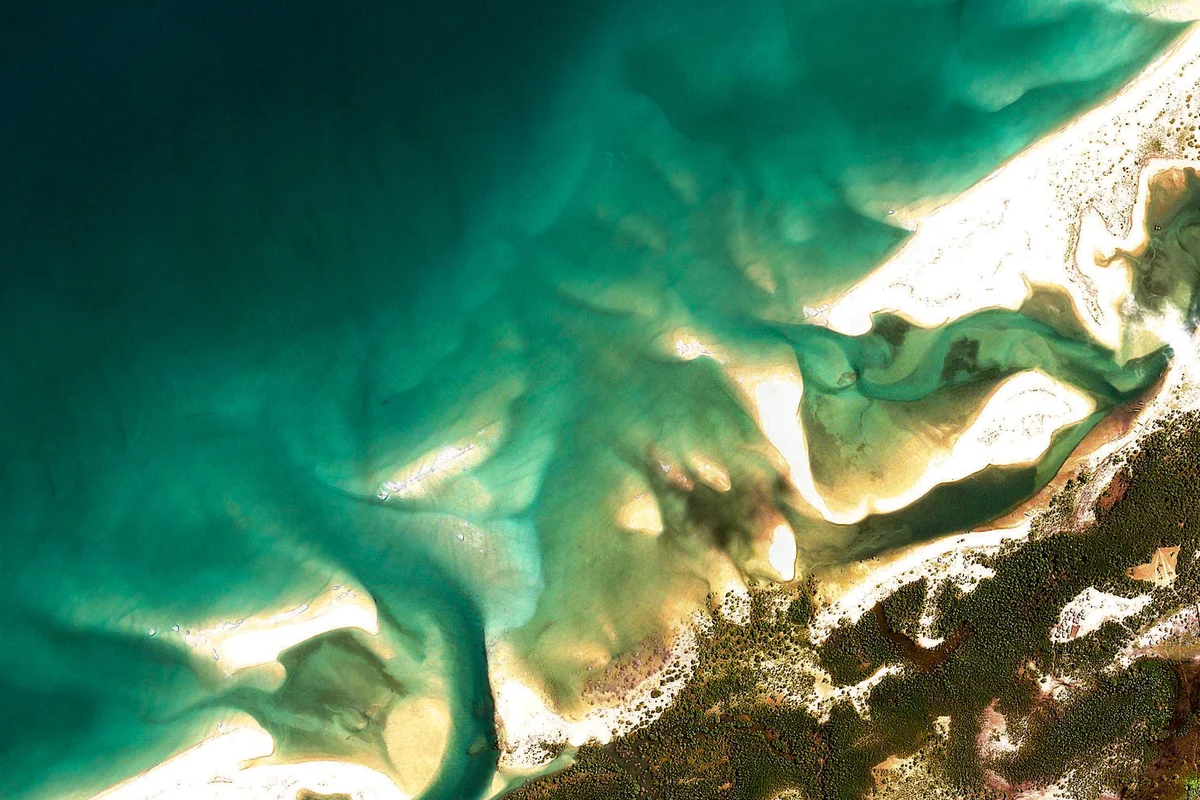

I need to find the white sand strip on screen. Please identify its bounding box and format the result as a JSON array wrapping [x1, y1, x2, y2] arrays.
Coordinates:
[[814, 27, 1200, 353], [91, 721, 411, 800], [1050, 587, 1151, 643], [179, 584, 379, 676]]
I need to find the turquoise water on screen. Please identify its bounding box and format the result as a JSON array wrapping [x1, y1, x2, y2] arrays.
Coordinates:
[[0, 3, 1188, 798]]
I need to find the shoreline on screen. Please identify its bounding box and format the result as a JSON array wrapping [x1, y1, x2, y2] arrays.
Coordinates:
[[91, 718, 413, 800], [811, 25, 1200, 350], [77, 22, 1200, 800]]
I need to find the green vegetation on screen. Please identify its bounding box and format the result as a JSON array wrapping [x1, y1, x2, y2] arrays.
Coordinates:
[[504, 410, 1200, 800]]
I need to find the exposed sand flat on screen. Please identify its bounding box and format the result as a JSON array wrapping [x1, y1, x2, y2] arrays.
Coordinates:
[[614, 468, 666, 536], [813, 27, 1200, 353], [376, 423, 503, 502], [91, 720, 411, 800], [736, 517, 801, 583], [180, 584, 379, 676], [728, 354, 1094, 525], [382, 697, 453, 797], [686, 455, 732, 492], [1134, 0, 1200, 21], [948, 371, 1094, 468], [662, 328, 727, 363], [766, 522, 798, 582], [616, 490, 665, 535], [727, 360, 832, 520]]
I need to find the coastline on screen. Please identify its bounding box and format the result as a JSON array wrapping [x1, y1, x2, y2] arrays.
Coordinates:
[[75, 21, 1200, 800]]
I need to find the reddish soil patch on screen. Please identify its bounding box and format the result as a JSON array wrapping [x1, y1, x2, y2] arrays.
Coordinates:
[[1127, 662, 1200, 800], [872, 603, 968, 673], [1097, 468, 1132, 513]]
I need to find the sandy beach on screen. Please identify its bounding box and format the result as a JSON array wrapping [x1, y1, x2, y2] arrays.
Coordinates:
[[82, 20, 1200, 800]]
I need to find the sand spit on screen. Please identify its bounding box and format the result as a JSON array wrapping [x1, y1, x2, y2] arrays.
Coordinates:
[[803, 22, 1200, 545], [80, 585, 432, 800], [91, 720, 411, 800], [179, 584, 379, 677], [804, 140, 1200, 662], [376, 423, 504, 503], [731, 358, 1096, 526], [812, 26, 1200, 352]]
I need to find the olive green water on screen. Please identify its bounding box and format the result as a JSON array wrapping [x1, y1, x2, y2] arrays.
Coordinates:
[[0, 3, 1189, 799]]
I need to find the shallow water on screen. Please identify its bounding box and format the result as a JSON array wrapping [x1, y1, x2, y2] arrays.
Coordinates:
[[0, 2, 1188, 798]]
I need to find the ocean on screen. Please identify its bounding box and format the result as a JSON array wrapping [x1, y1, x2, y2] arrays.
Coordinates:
[[0, 2, 1186, 798]]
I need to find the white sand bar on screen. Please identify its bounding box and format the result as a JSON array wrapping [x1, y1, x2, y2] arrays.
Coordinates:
[[92, 722, 411, 800], [816, 27, 1200, 353]]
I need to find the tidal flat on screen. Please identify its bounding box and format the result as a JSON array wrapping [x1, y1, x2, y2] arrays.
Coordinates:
[[5, 3, 1200, 800]]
